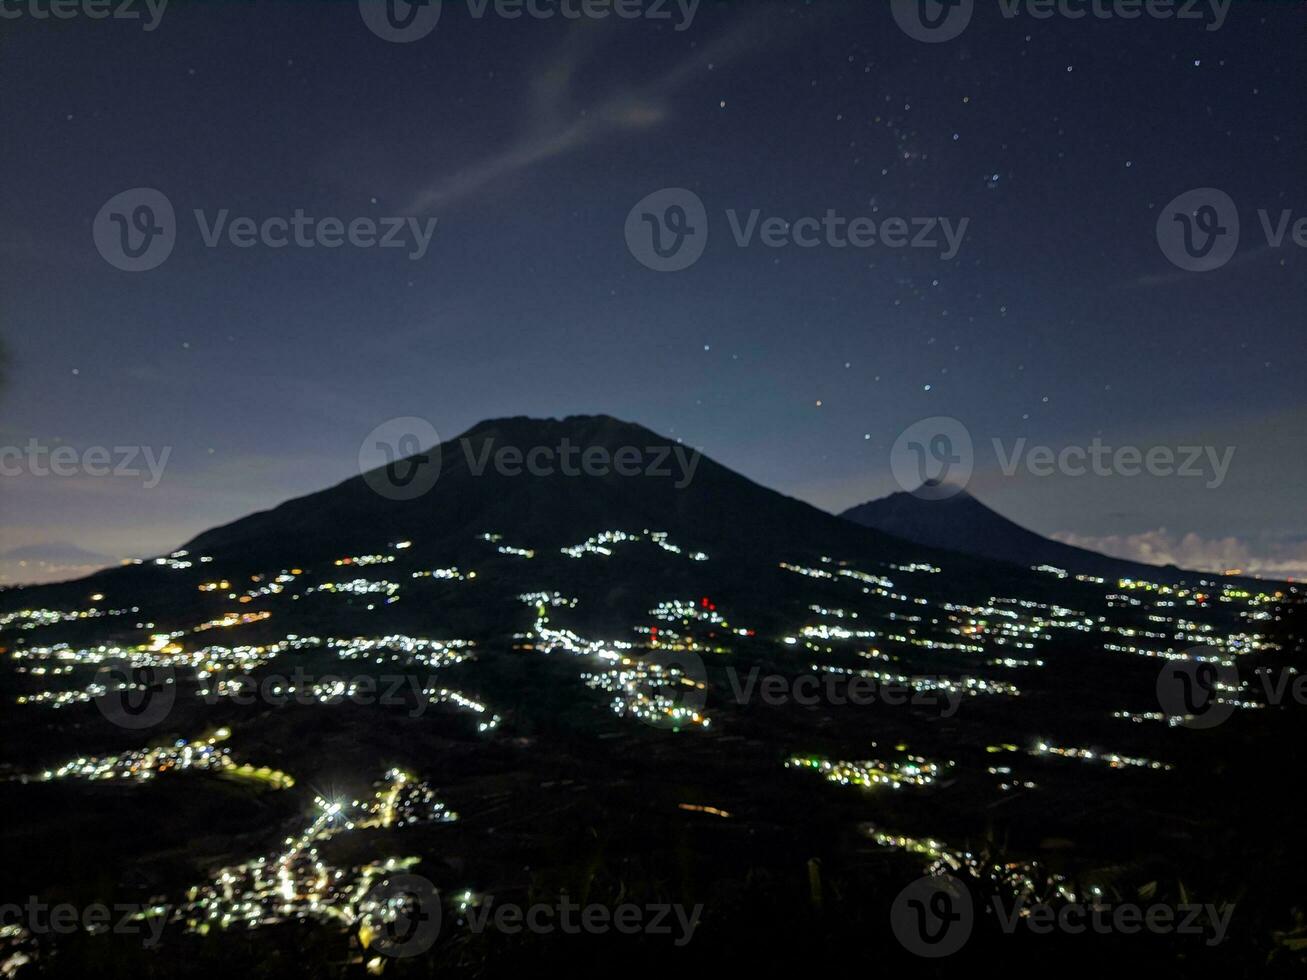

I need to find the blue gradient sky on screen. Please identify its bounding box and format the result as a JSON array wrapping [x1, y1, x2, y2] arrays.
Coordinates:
[[2, 0, 1304, 583]]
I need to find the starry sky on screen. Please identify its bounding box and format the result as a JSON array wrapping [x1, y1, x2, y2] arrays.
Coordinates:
[[1, 0, 1304, 584]]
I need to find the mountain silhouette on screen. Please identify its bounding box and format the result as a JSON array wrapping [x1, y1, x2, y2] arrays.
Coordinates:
[[183, 415, 930, 570], [841, 485, 1201, 584]]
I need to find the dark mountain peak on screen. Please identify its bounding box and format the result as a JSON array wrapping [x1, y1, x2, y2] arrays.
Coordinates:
[[169, 416, 912, 573], [455, 414, 671, 450], [844, 483, 981, 522], [841, 486, 1222, 585], [905, 480, 978, 503]]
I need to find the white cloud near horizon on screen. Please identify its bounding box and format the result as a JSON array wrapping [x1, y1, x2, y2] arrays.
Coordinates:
[[1053, 528, 1307, 582]]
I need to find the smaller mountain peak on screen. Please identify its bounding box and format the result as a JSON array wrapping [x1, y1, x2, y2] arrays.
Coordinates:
[[913, 479, 975, 501]]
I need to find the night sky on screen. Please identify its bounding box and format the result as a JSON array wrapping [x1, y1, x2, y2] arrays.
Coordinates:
[[1, 0, 1304, 583]]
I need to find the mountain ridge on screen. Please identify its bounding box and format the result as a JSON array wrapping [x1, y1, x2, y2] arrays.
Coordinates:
[[840, 484, 1237, 586]]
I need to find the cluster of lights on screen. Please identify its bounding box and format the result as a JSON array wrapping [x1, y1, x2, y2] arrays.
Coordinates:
[[581, 658, 710, 729], [1030, 741, 1173, 771], [412, 567, 475, 580], [308, 580, 400, 597], [649, 598, 729, 627], [198, 570, 300, 602], [785, 751, 949, 790], [191, 611, 272, 632], [0, 604, 136, 631], [18, 728, 292, 787], [527, 600, 709, 729], [779, 560, 928, 606], [988, 656, 1045, 668], [863, 823, 1081, 905], [1113, 709, 1189, 727], [356, 769, 459, 829], [517, 591, 577, 608], [11, 635, 324, 708], [334, 554, 395, 567], [425, 687, 502, 732], [178, 772, 452, 936], [799, 623, 878, 641], [329, 635, 473, 669], [560, 530, 706, 561], [987, 765, 1038, 791], [147, 550, 205, 570]]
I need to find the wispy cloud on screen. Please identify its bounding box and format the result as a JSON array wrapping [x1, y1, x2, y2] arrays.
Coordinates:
[[1126, 243, 1279, 289], [404, 15, 776, 214]]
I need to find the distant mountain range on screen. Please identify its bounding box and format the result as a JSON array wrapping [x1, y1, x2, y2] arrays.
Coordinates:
[[840, 483, 1215, 585]]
